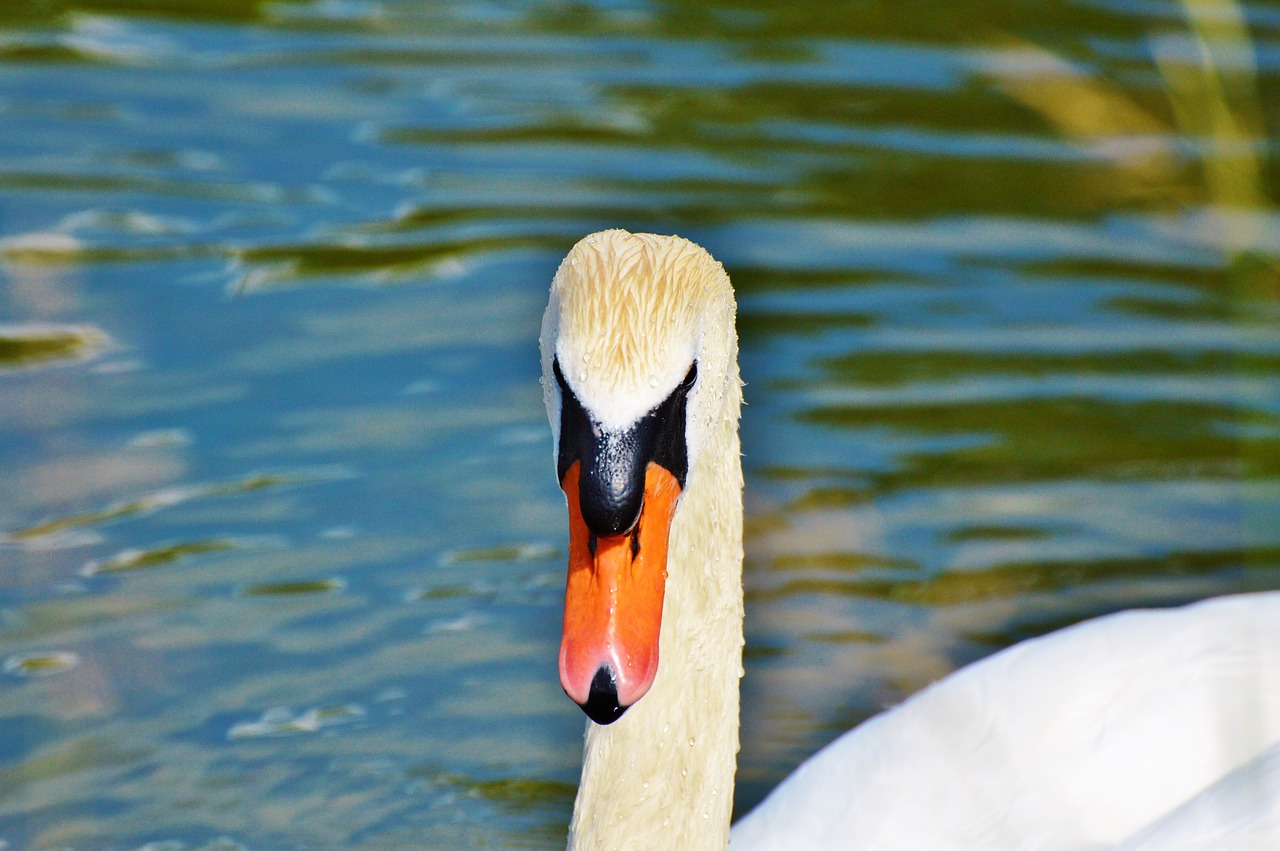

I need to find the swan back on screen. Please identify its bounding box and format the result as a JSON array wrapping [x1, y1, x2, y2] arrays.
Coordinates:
[[730, 592, 1280, 850]]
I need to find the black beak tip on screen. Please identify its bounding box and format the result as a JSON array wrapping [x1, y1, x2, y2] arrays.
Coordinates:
[[579, 665, 628, 725]]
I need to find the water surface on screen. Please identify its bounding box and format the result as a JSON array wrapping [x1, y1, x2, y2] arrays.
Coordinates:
[[2, 0, 1278, 846]]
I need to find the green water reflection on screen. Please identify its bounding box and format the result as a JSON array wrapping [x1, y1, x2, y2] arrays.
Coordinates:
[[0, 325, 103, 368], [0, 0, 1277, 846]]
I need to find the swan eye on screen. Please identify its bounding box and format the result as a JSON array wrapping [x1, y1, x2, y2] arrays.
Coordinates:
[[678, 363, 697, 393]]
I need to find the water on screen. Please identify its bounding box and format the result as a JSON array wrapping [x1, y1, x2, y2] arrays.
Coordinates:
[[2, 0, 1278, 846]]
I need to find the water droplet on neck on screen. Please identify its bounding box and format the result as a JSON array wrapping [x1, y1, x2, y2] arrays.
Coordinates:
[[648, 375, 658, 388]]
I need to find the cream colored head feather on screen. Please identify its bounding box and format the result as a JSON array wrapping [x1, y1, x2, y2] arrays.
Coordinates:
[[540, 229, 739, 467]]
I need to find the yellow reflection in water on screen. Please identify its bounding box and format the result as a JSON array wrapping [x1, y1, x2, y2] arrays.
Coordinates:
[[985, 0, 1276, 282]]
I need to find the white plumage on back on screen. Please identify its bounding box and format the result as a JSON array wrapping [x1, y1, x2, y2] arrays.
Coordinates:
[[730, 592, 1280, 850]]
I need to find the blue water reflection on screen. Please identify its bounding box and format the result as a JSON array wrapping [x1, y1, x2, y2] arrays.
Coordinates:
[[1, 0, 1278, 846]]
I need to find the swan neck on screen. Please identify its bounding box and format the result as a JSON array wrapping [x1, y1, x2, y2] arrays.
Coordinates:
[[568, 404, 744, 850]]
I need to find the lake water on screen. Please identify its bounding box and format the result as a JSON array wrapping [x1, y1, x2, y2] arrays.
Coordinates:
[[2, 0, 1278, 847]]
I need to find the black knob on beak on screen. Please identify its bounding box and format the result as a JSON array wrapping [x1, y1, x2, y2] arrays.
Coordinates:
[[578, 429, 649, 536]]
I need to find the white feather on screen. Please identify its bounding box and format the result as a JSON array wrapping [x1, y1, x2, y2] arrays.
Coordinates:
[[730, 592, 1280, 850]]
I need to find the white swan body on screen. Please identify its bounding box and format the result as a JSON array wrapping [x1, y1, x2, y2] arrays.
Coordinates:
[[540, 229, 1280, 851], [731, 592, 1280, 850]]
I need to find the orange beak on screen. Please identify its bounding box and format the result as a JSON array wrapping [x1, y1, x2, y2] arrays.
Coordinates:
[[559, 460, 682, 722]]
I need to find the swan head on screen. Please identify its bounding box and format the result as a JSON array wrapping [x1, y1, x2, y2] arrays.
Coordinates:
[[540, 229, 737, 724]]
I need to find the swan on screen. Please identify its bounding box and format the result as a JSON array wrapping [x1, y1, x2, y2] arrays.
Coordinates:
[[538, 228, 1280, 850]]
